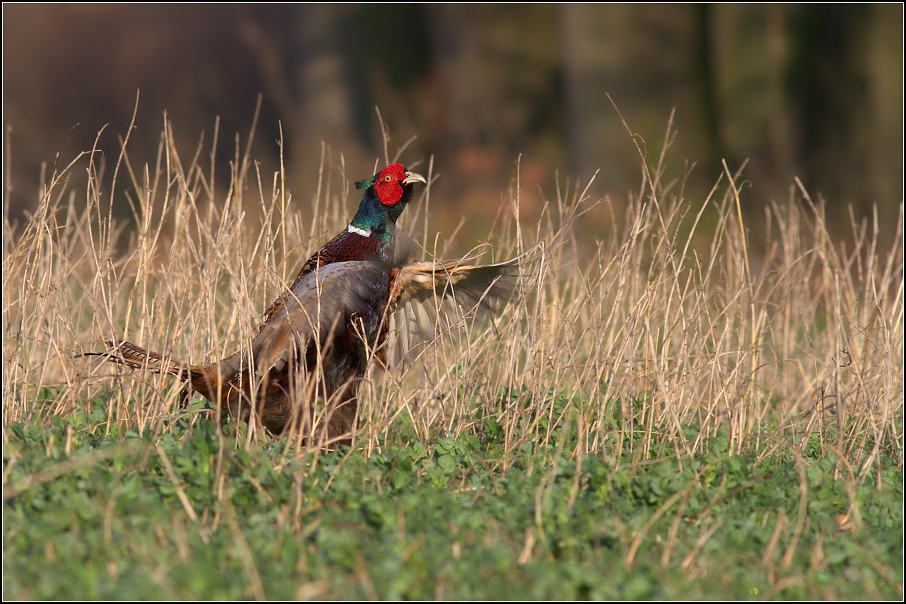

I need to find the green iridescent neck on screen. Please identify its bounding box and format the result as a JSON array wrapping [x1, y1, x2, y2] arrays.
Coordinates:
[[349, 194, 394, 241], [348, 183, 413, 239]]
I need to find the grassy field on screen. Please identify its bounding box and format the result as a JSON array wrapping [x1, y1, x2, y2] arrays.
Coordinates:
[[3, 114, 903, 599]]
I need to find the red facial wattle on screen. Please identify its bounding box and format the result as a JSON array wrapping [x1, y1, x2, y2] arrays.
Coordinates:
[[375, 164, 408, 206]]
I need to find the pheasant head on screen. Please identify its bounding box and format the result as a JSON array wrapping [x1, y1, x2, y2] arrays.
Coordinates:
[[348, 164, 426, 240]]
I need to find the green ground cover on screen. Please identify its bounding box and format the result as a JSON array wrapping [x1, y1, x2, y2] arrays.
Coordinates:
[[4, 115, 902, 600], [4, 399, 901, 600]]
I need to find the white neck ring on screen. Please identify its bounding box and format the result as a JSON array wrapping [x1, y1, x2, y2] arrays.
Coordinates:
[[348, 224, 372, 237]]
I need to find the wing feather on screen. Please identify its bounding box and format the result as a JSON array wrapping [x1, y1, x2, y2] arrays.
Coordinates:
[[384, 252, 525, 366], [249, 261, 388, 373]]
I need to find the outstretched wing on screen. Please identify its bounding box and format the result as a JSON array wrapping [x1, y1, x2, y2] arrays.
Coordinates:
[[382, 215, 582, 368], [383, 251, 525, 367]]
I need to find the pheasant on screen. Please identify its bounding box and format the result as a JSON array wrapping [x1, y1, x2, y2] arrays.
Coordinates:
[[89, 163, 525, 446]]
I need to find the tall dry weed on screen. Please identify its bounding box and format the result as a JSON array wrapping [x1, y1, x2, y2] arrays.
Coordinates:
[[3, 112, 902, 481]]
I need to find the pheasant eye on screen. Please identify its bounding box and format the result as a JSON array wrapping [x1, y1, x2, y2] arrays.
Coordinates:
[[384, 175, 393, 182]]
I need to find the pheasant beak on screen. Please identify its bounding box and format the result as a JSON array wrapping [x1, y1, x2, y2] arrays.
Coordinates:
[[403, 171, 426, 185]]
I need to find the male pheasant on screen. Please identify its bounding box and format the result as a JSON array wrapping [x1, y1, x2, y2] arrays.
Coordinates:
[[91, 163, 523, 446]]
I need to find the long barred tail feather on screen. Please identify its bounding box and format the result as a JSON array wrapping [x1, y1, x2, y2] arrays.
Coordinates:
[[81, 340, 206, 384]]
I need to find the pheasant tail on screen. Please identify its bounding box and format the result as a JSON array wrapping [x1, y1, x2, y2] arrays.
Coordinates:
[[91, 340, 220, 394]]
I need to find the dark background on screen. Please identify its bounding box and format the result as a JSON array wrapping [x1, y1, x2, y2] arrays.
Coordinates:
[[4, 5, 902, 251]]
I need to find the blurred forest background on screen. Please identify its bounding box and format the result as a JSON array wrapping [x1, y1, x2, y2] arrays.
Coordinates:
[[4, 4, 903, 253]]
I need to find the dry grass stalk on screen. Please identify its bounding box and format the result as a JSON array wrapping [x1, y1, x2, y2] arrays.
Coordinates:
[[3, 115, 902, 478]]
